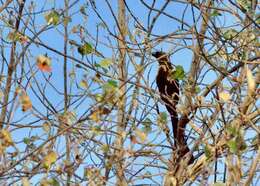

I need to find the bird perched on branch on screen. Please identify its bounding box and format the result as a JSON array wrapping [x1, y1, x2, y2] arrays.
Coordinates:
[[152, 51, 179, 134], [152, 51, 194, 164]]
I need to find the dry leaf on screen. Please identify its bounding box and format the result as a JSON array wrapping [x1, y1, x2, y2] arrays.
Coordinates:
[[130, 135, 137, 144], [36, 55, 52, 72], [20, 93, 32, 112]]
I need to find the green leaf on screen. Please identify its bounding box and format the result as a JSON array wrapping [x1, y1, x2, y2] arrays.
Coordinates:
[[223, 29, 238, 40], [45, 10, 60, 25], [79, 80, 88, 89], [94, 63, 101, 68], [211, 10, 222, 17], [226, 126, 238, 137], [204, 145, 212, 159], [157, 112, 168, 125], [195, 86, 201, 93], [23, 137, 30, 145], [49, 178, 60, 186], [227, 139, 238, 154], [99, 58, 112, 68], [95, 94, 103, 102], [78, 43, 93, 55], [237, 0, 251, 11], [101, 144, 110, 153], [171, 65, 185, 80], [107, 80, 118, 88]]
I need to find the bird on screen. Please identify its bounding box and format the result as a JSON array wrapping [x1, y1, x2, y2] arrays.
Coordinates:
[[152, 51, 194, 164], [152, 51, 179, 137]]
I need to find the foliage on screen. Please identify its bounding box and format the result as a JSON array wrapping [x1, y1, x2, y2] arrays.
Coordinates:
[[0, 0, 258, 185]]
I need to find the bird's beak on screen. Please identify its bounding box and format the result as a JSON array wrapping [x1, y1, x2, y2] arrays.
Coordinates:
[[151, 52, 157, 57]]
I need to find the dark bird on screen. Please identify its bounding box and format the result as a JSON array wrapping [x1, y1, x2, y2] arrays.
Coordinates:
[[152, 51, 179, 136], [152, 51, 194, 164]]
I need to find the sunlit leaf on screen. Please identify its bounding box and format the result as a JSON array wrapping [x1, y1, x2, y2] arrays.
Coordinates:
[[135, 129, 147, 143], [49, 178, 60, 186], [107, 80, 118, 88], [0, 129, 13, 147], [100, 144, 109, 153], [89, 111, 100, 122], [40, 178, 59, 186], [227, 139, 238, 154], [246, 67, 255, 95], [95, 94, 103, 102], [20, 93, 32, 112], [77, 43, 93, 55], [212, 183, 225, 186], [22, 177, 30, 186], [171, 65, 185, 80], [223, 29, 238, 40], [36, 55, 52, 72], [99, 58, 112, 69], [237, 0, 251, 11], [157, 112, 168, 125], [79, 80, 88, 89], [211, 10, 222, 17], [195, 86, 201, 93], [23, 137, 31, 145], [89, 107, 111, 122], [42, 151, 58, 170], [45, 10, 60, 25], [219, 91, 230, 102], [204, 145, 212, 159], [63, 16, 71, 26]]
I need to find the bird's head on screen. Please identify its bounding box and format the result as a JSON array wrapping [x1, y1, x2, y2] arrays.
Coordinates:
[[152, 51, 166, 58], [152, 51, 169, 64]]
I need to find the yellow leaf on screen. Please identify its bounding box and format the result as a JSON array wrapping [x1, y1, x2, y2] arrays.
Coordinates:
[[219, 91, 230, 102], [135, 129, 147, 143], [20, 93, 32, 112], [246, 67, 255, 95], [89, 111, 100, 122], [42, 151, 57, 170], [0, 129, 13, 146], [79, 80, 88, 89], [22, 177, 30, 186]]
